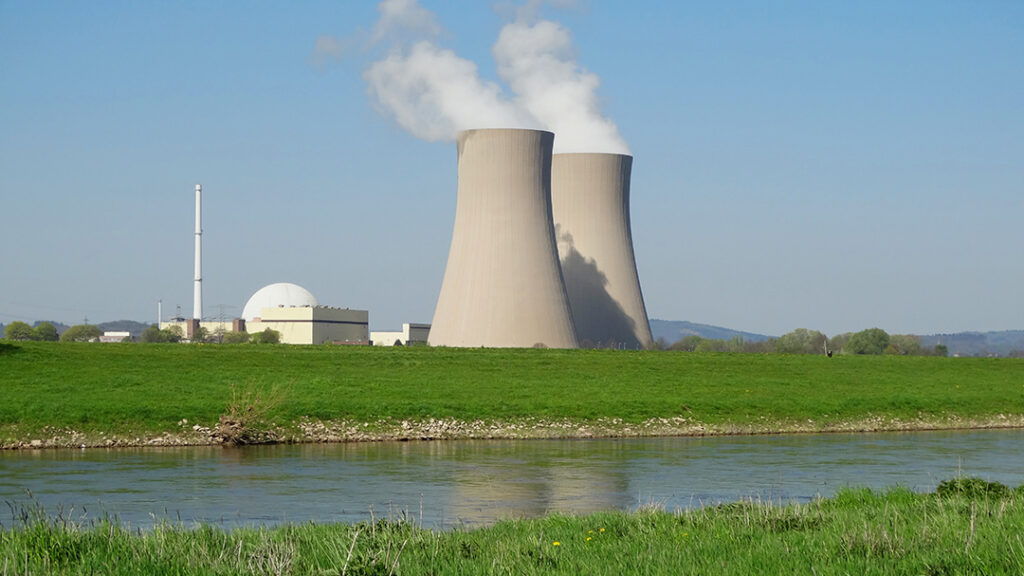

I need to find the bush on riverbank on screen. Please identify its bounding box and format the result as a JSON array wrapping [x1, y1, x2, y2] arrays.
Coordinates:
[[3, 480, 1024, 575]]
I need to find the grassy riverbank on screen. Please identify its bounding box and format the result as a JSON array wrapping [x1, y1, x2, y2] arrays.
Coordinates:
[[3, 479, 1023, 575], [2, 342, 1023, 448]]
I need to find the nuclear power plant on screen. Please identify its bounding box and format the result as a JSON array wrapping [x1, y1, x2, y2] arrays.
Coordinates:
[[429, 129, 578, 348], [429, 130, 651, 349], [163, 130, 651, 350], [551, 153, 652, 349]]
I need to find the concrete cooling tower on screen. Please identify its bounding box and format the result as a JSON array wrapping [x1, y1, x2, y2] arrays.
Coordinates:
[[551, 153, 653, 349], [429, 129, 577, 348]]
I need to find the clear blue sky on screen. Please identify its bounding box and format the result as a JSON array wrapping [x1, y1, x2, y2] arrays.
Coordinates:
[[1, 1, 1021, 337]]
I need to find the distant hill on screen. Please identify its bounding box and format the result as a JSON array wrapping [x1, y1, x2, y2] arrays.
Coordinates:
[[919, 331, 1024, 357], [649, 319, 774, 345]]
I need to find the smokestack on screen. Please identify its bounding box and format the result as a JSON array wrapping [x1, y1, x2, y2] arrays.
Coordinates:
[[430, 129, 577, 348], [551, 153, 653, 349], [193, 184, 202, 321]]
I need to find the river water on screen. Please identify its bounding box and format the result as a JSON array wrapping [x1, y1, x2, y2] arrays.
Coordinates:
[[2, 430, 1022, 529]]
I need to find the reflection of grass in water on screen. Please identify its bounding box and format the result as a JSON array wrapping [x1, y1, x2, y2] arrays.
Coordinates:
[[4, 480, 1024, 574], [2, 342, 1023, 443]]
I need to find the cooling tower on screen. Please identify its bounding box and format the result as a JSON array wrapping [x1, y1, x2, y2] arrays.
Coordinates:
[[429, 129, 577, 348], [551, 153, 653, 349]]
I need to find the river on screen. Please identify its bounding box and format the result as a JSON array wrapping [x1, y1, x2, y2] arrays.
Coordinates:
[[2, 429, 1021, 529]]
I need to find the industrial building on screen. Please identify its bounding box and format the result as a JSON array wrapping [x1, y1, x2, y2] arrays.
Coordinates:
[[161, 282, 368, 345], [371, 323, 431, 346], [166, 183, 371, 346], [551, 153, 653, 349], [242, 283, 369, 345], [429, 129, 578, 349]]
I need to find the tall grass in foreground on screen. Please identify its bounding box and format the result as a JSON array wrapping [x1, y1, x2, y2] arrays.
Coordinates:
[[3, 479, 1024, 575]]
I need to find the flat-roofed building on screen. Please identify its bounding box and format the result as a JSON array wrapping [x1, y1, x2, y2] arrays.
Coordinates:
[[371, 323, 431, 346], [247, 306, 369, 345]]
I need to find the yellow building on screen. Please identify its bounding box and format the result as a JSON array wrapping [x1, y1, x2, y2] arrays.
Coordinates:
[[247, 305, 368, 345]]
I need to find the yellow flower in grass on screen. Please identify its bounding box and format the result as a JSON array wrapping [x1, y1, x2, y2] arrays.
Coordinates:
[[586, 536, 592, 542], [552, 541, 560, 546], [599, 528, 605, 533]]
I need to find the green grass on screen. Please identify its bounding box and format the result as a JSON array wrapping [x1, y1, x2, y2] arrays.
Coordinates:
[[1, 341, 1023, 446], [4, 482, 1024, 574]]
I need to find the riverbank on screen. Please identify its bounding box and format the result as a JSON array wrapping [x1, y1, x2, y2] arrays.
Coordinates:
[[6, 413, 1024, 450], [3, 342, 1023, 449], [3, 479, 1022, 575]]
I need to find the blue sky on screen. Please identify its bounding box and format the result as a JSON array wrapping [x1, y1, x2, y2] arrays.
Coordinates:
[[1, 1, 1021, 337]]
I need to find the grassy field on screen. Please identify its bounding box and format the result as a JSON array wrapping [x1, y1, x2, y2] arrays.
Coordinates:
[[2, 479, 1023, 575], [1, 341, 1023, 447]]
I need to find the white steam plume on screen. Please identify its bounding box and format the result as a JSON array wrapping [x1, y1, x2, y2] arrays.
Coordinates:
[[492, 9, 629, 154], [371, 0, 442, 43], [364, 0, 538, 142]]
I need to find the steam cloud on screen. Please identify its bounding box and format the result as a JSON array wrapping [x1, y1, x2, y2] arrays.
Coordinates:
[[360, 0, 628, 154], [363, 0, 538, 142], [492, 9, 629, 154]]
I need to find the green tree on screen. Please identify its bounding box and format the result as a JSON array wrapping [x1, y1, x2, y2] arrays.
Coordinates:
[[140, 325, 161, 343], [670, 334, 703, 352], [32, 322, 59, 341], [164, 325, 184, 342], [4, 321, 34, 341], [221, 331, 252, 344], [845, 328, 890, 355], [775, 328, 828, 355], [743, 339, 776, 354], [60, 324, 103, 342], [934, 344, 949, 357], [253, 328, 281, 344], [886, 334, 922, 356], [191, 326, 210, 343], [694, 338, 731, 353], [830, 333, 851, 354], [140, 325, 182, 343]]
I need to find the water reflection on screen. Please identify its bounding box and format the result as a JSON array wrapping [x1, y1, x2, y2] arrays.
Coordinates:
[[1, 430, 1021, 529]]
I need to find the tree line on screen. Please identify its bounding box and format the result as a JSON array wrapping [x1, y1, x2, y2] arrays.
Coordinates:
[[653, 327, 948, 356], [3, 321, 282, 345], [139, 325, 282, 344], [2, 321, 90, 342]]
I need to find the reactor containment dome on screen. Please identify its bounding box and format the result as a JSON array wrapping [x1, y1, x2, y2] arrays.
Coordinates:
[[242, 283, 319, 322]]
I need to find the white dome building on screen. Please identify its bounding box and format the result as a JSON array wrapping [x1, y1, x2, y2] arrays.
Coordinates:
[[242, 283, 318, 322], [241, 282, 369, 345]]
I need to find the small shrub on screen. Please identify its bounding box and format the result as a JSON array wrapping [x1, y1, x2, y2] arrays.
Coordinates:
[[221, 331, 251, 344], [212, 385, 285, 446], [935, 477, 1010, 499], [252, 328, 281, 344]]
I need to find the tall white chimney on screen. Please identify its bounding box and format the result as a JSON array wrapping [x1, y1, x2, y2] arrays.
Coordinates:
[[193, 184, 202, 321]]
